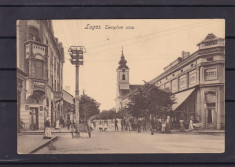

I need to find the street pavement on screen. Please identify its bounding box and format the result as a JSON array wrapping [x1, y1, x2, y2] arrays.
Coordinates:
[[17, 134, 57, 154], [35, 127, 225, 154]]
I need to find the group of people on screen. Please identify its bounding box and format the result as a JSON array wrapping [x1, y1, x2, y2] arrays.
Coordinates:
[[150, 116, 172, 135], [98, 120, 108, 132], [114, 117, 147, 133]]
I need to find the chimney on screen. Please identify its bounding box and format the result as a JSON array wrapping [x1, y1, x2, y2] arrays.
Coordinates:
[[181, 51, 190, 59]]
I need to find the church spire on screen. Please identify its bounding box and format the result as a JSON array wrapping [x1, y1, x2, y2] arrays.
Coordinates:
[[118, 47, 129, 69]]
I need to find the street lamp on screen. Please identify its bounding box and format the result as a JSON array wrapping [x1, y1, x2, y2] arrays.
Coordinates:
[[68, 46, 86, 126]]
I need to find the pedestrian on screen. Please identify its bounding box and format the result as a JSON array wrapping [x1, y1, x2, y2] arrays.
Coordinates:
[[161, 119, 166, 133], [166, 116, 171, 133], [142, 118, 147, 131], [126, 118, 130, 131], [104, 120, 108, 131], [99, 121, 103, 132], [121, 118, 124, 131], [137, 118, 142, 133], [67, 118, 71, 130], [134, 118, 138, 131], [115, 118, 119, 131], [189, 116, 194, 131], [150, 118, 155, 135], [55, 119, 60, 130], [59, 117, 64, 131], [43, 117, 52, 139]]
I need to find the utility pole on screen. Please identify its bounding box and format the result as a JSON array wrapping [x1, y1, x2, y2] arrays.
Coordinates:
[[68, 46, 86, 126]]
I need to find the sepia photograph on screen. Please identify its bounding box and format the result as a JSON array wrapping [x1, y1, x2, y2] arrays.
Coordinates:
[[17, 19, 225, 154]]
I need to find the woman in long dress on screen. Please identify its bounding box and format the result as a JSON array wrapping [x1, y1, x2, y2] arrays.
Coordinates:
[[189, 117, 194, 131], [44, 117, 52, 139]]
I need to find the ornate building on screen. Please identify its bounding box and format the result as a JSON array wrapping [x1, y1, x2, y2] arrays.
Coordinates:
[[115, 50, 140, 113], [117, 33, 225, 130], [17, 20, 64, 130]]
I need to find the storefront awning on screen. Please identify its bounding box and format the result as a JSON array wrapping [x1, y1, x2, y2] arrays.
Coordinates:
[[172, 88, 195, 111]]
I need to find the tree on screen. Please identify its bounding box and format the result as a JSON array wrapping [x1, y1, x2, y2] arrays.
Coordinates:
[[97, 108, 116, 120], [79, 94, 100, 122], [126, 83, 175, 119]]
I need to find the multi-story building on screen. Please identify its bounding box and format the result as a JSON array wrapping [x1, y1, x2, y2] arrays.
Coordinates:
[[17, 20, 64, 130], [117, 33, 225, 130]]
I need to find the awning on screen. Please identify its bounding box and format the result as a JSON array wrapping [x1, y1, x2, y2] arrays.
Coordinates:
[[172, 88, 195, 111]]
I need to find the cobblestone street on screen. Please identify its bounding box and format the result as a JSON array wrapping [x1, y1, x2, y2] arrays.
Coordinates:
[[36, 128, 224, 154]]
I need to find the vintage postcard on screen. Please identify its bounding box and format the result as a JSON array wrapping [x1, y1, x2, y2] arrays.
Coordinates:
[[17, 19, 225, 154]]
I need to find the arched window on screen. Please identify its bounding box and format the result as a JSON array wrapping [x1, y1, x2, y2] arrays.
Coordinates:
[[28, 27, 40, 42], [122, 74, 125, 80]]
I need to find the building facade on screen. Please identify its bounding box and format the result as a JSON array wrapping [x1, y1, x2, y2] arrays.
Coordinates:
[[17, 20, 64, 130], [63, 89, 75, 125], [117, 33, 225, 130]]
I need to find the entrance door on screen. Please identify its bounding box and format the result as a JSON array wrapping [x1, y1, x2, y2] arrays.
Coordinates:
[[206, 108, 216, 129], [30, 107, 39, 130], [207, 109, 213, 124]]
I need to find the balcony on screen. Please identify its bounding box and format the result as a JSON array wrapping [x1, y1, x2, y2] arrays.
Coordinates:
[[54, 91, 63, 99], [33, 80, 46, 90], [25, 41, 47, 59]]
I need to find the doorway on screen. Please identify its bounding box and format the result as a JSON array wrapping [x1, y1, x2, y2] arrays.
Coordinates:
[[30, 107, 39, 130]]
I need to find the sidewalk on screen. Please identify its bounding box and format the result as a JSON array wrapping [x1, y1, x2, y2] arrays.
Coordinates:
[[21, 127, 72, 135], [169, 129, 225, 135], [17, 134, 58, 154]]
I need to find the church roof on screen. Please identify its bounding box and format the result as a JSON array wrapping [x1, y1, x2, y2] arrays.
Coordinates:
[[129, 84, 141, 92], [118, 49, 129, 70]]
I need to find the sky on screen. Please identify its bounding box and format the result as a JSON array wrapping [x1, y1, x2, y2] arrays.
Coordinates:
[[52, 19, 225, 111]]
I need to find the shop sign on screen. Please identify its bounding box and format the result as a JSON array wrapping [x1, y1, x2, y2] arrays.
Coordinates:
[[204, 68, 217, 81]]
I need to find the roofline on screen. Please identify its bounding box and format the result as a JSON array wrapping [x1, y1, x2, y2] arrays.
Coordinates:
[[149, 46, 225, 84], [63, 89, 74, 98]]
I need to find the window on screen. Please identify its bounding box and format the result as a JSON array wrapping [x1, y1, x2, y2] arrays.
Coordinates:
[[191, 63, 194, 67], [205, 91, 217, 102], [34, 60, 43, 79], [181, 69, 183, 73], [28, 27, 40, 42], [172, 74, 175, 76], [122, 74, 125, 80], [207, 57, 213, 61]]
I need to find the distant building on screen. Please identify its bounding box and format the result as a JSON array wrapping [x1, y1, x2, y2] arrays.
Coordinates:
[[17, 20, 64, 130], [117, 33, 225, 130]]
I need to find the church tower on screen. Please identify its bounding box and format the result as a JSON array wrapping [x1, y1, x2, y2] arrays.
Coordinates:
[[115, 48, 130, 112]]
